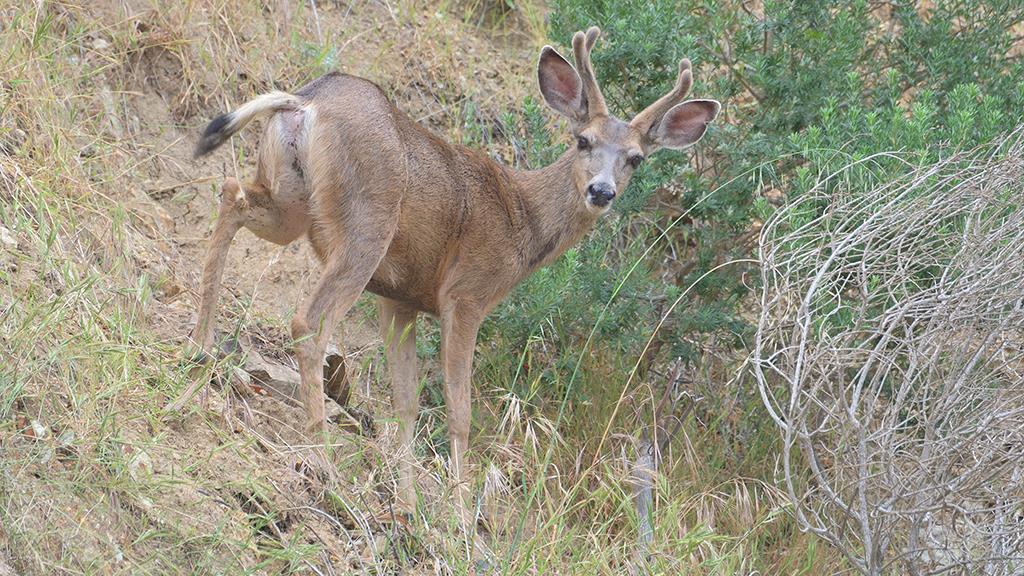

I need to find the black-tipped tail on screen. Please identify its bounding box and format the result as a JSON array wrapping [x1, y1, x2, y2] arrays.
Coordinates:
[[194, 113, 234, 159], [192, 91, 300, 159]]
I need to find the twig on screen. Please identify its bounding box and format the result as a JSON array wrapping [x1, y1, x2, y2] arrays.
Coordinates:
[[308, 0, 322, 45], [752, 127, 1024, 575], [630, 361, 699, 555]]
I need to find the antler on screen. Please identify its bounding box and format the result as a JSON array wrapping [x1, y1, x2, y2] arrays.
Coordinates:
[[630, 58, 694, 135], [572, 26, 608, 118]]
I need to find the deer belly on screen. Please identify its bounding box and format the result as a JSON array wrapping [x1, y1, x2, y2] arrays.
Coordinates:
[[365, 256, 437, 313]]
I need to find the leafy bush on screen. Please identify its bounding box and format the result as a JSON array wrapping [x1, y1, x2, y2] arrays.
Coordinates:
[[478, 0, 1024, 410]]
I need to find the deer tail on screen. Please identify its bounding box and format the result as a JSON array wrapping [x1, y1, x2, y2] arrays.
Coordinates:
[[194, 91, 301, 158]]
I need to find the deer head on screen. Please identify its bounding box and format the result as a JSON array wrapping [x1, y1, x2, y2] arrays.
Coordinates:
[[537, 27, 720, 214]]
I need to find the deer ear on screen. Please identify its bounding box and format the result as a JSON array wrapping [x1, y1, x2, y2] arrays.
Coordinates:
[[649, 99, 720, 151], [537, 46, 585, 125]]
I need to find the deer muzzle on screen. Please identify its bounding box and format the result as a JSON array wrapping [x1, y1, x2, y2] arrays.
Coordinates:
[[587, 181, 616, 208]]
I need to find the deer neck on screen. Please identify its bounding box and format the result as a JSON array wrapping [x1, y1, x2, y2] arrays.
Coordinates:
[[510, 149, 599, 274]]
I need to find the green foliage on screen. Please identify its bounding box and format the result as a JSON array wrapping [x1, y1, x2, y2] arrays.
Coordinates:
[[529, 0, 1024, 370]]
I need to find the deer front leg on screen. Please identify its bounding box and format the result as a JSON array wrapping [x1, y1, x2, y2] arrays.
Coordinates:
[[379, 297, 419, 513], [189, 177, 246, 358], [440, 302, 483, 528]]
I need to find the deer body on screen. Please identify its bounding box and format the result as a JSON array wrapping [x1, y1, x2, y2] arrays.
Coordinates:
[[319, 77, 597, 315], [190, 27, 718, 523]]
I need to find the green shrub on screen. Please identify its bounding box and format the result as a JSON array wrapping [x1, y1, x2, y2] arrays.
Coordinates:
[[503, 0, 1024, 394]]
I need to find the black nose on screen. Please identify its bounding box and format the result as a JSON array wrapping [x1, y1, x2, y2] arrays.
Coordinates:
[[587, 183, 616, 207]]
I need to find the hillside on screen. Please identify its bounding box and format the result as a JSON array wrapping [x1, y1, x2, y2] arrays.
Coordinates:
[[1, 2, 818, 574]]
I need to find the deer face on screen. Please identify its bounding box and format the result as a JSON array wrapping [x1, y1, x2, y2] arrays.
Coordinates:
[[537, 27, 720, 214], [572, 116, 644, 213]]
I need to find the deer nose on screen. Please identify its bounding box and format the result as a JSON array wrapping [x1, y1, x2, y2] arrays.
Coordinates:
[[587, 182, 616, 207]]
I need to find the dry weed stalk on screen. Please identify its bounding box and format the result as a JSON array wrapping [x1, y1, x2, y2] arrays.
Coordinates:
[[630, 360, 698, 547], [753, 129, 1024, 575]]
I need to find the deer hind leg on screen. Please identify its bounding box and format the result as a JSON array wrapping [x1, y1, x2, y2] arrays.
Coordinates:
[[290, 214, 398, 438], [190, 176, 308, 358], [379, 297, 419, 513]]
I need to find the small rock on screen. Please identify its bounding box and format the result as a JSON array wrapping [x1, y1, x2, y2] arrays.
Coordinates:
[[229, 366, 255, 398], [125, 445, 153, 481], [155, 278, 183, 302], [98, 84, 124, 138], [323, 347, 348, 406], [57, 430, 76, 446], [0, 226, 16, 250], [0, 128, 25, 156], [217, 335, 242, 357], [30, 419, 48, 440], [241, 345, 374, 436], [762, 187, 787, 206], [244, 350, 301, 401]]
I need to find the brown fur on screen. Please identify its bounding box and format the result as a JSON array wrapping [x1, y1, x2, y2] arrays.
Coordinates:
[[189, 27, 719, 523]]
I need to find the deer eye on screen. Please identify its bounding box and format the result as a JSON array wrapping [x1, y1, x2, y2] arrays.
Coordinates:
[[628, 154, 645, 169], [576, 136, 591, 151]]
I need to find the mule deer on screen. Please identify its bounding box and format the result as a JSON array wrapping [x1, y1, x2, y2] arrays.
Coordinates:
[[190, 26, 718, 521]]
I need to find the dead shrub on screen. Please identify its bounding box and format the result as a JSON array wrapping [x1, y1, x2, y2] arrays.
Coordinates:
[[753, 129, 1024, 575]]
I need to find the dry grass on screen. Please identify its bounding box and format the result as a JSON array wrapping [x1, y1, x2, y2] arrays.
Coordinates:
[[0, 1, 831, 574]]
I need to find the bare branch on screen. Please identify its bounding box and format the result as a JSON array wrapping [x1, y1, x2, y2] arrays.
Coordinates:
[[753, 128, 1024, 575]]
